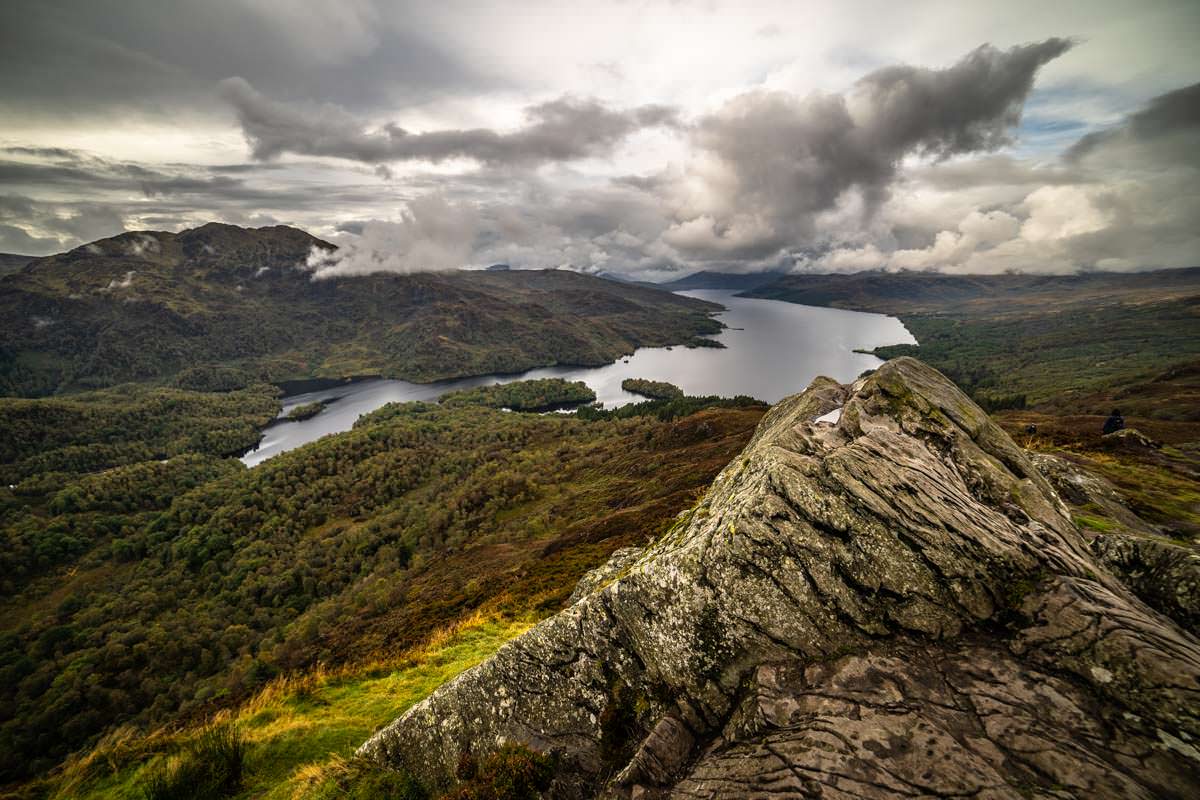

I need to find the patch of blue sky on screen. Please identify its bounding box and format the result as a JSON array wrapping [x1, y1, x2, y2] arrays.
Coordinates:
[[1012, 83, 1137, 158]]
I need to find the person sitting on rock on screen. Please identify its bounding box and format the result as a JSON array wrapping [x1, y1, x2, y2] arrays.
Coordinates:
[[1102, 408, 1125, 435]]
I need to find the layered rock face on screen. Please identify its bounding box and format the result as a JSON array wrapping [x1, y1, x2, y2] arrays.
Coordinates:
[[360, 358, 1200, 798]]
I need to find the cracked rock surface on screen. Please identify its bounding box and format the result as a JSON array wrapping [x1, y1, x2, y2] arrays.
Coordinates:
[[359, 358, 1200, 798]]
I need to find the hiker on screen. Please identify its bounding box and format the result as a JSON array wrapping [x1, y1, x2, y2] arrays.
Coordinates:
[[1103, 408, 1125, 435]]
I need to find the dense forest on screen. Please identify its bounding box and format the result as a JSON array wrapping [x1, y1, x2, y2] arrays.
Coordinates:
[[0, 381, 280, 485], [0, 379, 765, 786], [0, 223, 722, 397], [285, 401, 327, 421]]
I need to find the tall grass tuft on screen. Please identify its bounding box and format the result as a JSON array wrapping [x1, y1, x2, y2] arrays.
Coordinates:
[[298, 755, 427, 800], [141, 725, 246, 800]]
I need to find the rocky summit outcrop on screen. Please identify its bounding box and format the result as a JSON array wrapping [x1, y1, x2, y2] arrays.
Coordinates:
[[360, 358, 1200, 798]]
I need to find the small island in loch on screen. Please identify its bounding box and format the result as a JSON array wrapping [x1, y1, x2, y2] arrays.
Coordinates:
[[621, 377, 684, 400]]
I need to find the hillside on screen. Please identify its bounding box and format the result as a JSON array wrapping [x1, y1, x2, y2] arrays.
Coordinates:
[[0, 380, 766, 788], [8, 363, 1198, 799], [745, 269, 1200, 417], [0, 223, 722, 397]]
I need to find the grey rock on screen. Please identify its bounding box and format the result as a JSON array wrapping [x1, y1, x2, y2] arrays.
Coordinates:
[[674, 641, 1197, 799], [359, 358, 1200, 798], [1030, 451, 1200, 631], [1088, 534, 1200, 632], [1104, 427, 1162, 451], [569, 547, 645, 605], [1030, 451, 1154, 534]]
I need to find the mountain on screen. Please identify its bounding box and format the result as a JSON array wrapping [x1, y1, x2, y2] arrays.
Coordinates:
[[744, 268, 1200, 418], [360, 358, 1200, 798], [657, 269, 786, 291], [9, 360, 1197, 799], [0, 223, 723, 397]]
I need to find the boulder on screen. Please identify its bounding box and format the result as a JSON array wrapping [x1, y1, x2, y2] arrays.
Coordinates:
[[1104, 427, 1162, 451]]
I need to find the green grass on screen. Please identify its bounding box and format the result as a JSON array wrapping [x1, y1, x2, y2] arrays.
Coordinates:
[[38, 613, 531, 800], [1080, 452, 1200, 537], [1074, 513, 1118, 533]]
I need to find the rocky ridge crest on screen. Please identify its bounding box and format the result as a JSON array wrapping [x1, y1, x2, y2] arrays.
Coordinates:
[[361, 358, 1200, 798]]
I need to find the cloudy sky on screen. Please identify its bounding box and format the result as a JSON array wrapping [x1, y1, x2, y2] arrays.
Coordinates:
[[1, 0, 1198, 277]]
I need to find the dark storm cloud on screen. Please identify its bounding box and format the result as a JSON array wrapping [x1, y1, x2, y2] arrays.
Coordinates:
[[0, 153, 245, 199], [220, 77, 680, 166], [854, 38, 1076, 157], [0, 194, 128, 252], [0, 0, 489, 119], [0, 224, 60, 255], [1066, 81, 1200, 162], [806, 73, 1200, 274], [668, 39, 1074, 260]]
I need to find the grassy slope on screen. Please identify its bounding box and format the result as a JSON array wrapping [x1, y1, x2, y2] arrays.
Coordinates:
[[996, 410, 1200, 539], [0, 224, 722, 397], [26, 612, 530, 800]]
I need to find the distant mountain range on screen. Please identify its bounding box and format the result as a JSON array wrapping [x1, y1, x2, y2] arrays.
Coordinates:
[[0, 223, 722, 397], [744, 267, 1200, 313]]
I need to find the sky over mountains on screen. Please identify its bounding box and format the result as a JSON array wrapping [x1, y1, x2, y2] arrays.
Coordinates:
[[1, 0, 1198, 277]]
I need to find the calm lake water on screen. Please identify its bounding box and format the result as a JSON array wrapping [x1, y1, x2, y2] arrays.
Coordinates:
[[242, 290, 915, 466]]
